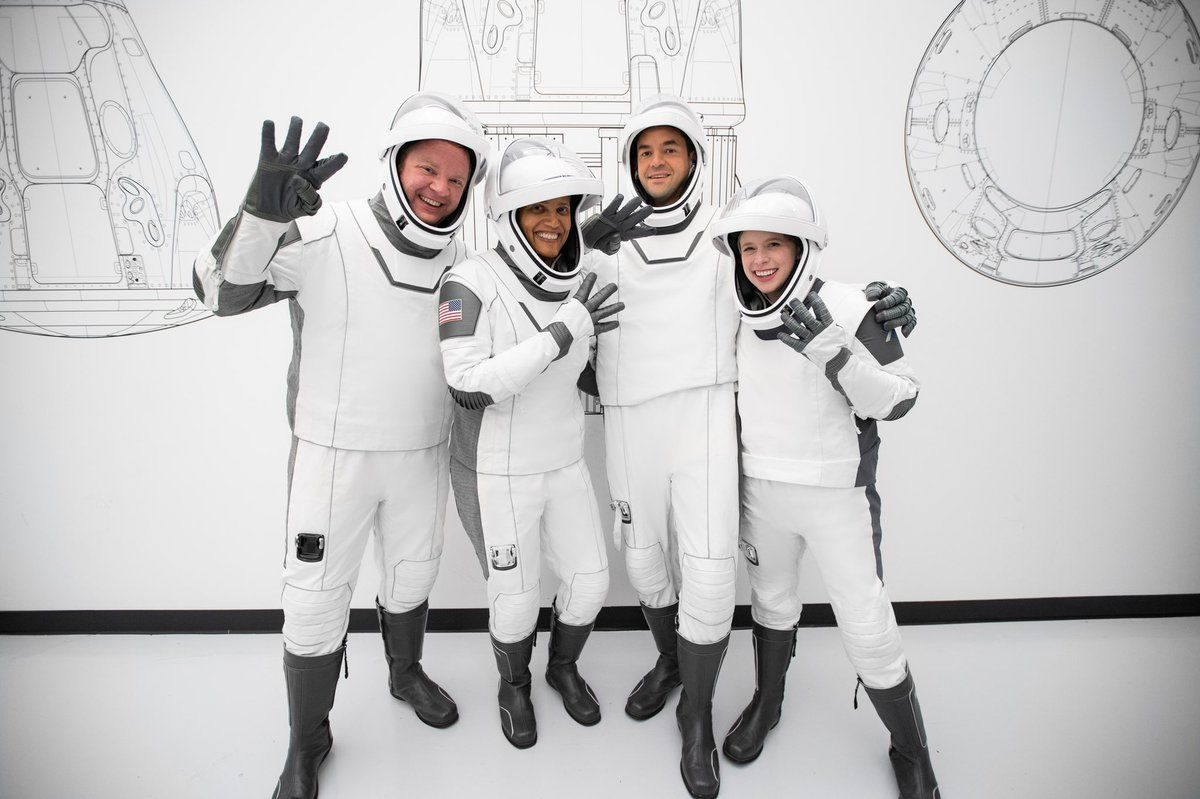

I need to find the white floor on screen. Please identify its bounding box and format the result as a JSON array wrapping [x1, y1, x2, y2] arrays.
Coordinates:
[[2, 618, 1198, 799]]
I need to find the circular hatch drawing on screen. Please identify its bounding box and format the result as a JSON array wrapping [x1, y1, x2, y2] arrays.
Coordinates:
[[0, 0, 218, 337], [906, 0, 1200, 286]]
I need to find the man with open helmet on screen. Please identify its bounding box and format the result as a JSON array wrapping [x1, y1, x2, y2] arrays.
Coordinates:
[[583, 94, 918, 799], [193, 91, 490, 799], [437, 137, 632, 749], [710, 176, 938, 798]]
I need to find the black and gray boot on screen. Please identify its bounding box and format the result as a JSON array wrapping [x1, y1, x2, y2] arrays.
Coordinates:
[[675, 635, 729, 799], [722, 623, 797, 763], [491, 632, 538, 749], [625, 602, 682, 720], [544, 612, 601, 726], [272, 646, 343, 799], [377, 599, 458, 728], [864, 670, 940, 799]]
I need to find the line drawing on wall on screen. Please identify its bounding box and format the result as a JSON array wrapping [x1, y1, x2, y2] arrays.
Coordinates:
[[906, 0, 1200, 287], [419, 0, 744, 412], [0, 0, 219, 337]]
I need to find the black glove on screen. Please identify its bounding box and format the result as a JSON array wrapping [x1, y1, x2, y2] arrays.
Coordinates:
[[573, 273, 625, 334], [580, 194, 655, 255], [243, 117, 348, 223], [864, 281, 917, 337]]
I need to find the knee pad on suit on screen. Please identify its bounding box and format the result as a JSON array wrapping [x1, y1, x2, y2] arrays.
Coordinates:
[[384, 555, 441, 613], [281, 583, 353, 656], [557, 568, 609, 626], [491, 583, 541, 643], [835, 594, 906, 689], [624, 543, 673, 605], [678, 554, 736, 644]]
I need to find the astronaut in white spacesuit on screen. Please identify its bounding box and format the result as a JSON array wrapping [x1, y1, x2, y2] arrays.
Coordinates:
[[583, 95, 917, 799], [193, 93, 490, 799], [437, 138, 630, 749], [710, 176, 938, 799]]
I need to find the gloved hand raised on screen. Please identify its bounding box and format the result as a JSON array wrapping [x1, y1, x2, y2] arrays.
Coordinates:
[[243, 117, 349, 223], [864, 281, 917, 337], [778, 292, 848, 365], [581, 194, 655, 255], [572, 272, 625, 334]]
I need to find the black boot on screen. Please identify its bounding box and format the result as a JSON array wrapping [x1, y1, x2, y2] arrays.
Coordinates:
[[272, 646, 343, 799], [723, 623, 797, 763], [675, 635, 728, 799], [491, 633, 538, 749], [864, 670, 940, 799], [544, 612, 601, 726], [625, 602, 682, 720], [377, 599, 458, 728]]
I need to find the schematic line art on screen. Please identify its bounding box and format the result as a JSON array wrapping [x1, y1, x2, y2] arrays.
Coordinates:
[[0, 0, 219, 337], [906, 0, 1200, 286], [419, 0, 744, 252]]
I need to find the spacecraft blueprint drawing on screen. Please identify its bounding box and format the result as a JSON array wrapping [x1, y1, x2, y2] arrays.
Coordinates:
[[0, 0, 218, 337], [906, 0, 1200, 286], [418, 0, 745, 253]]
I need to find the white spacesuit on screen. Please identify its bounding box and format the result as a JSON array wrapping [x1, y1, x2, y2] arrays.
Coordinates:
[[438, 138, 624, 749], [193, 93, 490, 799], [711, 176, 938, 798], [581, 94, 738, 799]]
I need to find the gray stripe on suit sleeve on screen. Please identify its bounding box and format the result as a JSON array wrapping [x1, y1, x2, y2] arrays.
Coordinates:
[[449, 458, 489, 579], [286, 299, 304, 432], [825, 347, 853, 404], [547, 321, 573, 360], [865, 484, 884, 581]]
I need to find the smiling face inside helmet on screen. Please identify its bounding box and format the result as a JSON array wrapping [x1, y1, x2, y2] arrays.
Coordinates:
[[397, 139, 473, 227], [711, 175, 829, 330], [486, 138, 603, 292], [734, 231, 803, 305], [379, 92, 491, 250], [634, 125, 696, 207], [516, 195, 573, 265]]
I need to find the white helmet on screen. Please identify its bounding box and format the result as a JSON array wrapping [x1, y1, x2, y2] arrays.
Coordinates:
[[618, 94, 708, 228], [711, 175, 829, 330], [487, 138, 604, 292], [379, 92, 491, 251]]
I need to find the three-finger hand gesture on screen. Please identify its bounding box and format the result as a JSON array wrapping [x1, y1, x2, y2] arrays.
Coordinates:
[[581, 194, 655, 255], [243, 117, 349, 223], [573, 272, 625, 334]]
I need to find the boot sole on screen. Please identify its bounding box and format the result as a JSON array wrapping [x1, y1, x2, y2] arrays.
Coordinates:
[[392, 693, 460, 729]]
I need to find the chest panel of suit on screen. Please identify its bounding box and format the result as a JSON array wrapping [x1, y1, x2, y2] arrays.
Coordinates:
[[291, 200, 455, 451], [736, 280, 874, 488], [476, 252, 588, 476], [592, 206, 738, 407]]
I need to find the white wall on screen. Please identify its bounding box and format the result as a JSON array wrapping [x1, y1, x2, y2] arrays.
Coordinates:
[[2, 0, 1198, 613]]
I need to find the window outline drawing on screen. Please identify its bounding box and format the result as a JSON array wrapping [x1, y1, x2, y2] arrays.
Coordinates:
[[0, 0, 219, 338], [905, 0, 1200, 287]]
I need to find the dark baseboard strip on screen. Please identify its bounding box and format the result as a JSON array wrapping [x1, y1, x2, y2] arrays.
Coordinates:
[[1, 594, 1197, 635]]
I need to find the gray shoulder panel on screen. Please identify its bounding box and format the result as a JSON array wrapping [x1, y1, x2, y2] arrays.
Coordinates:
[[438, 280, 484, 340], [854, 311, 904, 367]]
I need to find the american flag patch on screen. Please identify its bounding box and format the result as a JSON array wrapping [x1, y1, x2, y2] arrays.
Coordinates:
[[438, 298, 463, 325]]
